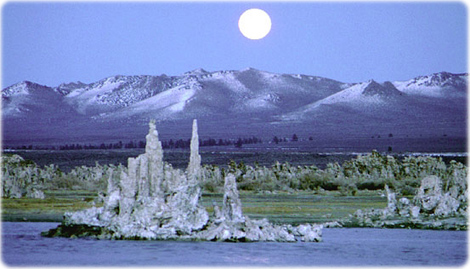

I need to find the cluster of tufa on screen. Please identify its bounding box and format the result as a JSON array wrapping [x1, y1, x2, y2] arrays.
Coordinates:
[[2, 154, 46, 199], [43, 120, 322, 242], [344, 175, 467, 230]]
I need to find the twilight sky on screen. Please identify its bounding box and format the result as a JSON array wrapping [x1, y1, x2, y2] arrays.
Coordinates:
[[2, 1, 467, 88]]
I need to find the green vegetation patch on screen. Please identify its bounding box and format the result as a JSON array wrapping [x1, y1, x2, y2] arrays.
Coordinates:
[[2, 190, 386, 224], [2, 190, 101, 222], [202, 190, 387, 225]]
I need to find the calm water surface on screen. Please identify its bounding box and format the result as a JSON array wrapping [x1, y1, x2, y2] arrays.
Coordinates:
[[2, 222, 467, 266]]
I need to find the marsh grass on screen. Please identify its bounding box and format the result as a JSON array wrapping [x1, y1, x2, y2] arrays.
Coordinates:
[[200, 190, 387, 225], [2, 189, 386, 224], [2, 190, 102, 222]]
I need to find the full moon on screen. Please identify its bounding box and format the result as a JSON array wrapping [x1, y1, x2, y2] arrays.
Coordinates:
[[238, 8, 272, 40]]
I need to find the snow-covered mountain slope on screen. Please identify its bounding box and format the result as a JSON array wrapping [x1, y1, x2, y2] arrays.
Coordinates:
[[2, 69, 467, 145], [277, 73, 466, 145], [318, 80, 400, 107], [2, 81, 77, 118], [393, 72, 467, 98], [63, 75, 177, 115], [82, 68, 347, 121], [281, 80, 406, 120], [105, 82, 199, 121]]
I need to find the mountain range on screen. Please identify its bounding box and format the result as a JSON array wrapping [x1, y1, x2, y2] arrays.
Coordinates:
[[2, 68, 467, 152]]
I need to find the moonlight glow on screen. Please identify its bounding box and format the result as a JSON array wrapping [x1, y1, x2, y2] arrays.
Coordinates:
[[238, 8, 272, 40]]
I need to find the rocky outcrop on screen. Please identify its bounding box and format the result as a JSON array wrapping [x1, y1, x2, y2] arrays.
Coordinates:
[[43, 119, 322, 242], [196, 173, 322, 242], [413, 175, 464, 217], [1, 154, 45, 199], [343, 175, 467, 230]]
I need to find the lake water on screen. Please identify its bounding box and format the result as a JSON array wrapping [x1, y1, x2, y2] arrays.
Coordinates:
[[1, 222, 467, 266]]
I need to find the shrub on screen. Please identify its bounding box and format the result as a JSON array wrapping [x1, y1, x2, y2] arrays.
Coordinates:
[[357, 180, 385, 190]]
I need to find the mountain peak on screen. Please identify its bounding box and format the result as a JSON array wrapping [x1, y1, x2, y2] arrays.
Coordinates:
[[2, 80, 53, 97], [362, 80, 402, 97], [19, 80, 33, 85], [15, 80, 43, 88], [240, 67, 260, 72], [58, 81, 87, 88], [184, 68, 209, 76], [365, 79, 379, 85], [56, 81, 88, 95], [407, 71, 467, 88]]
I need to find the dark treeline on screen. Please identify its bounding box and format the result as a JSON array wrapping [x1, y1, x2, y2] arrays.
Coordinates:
[[271, 134, 306, 144], [11, 136, 263, 151]]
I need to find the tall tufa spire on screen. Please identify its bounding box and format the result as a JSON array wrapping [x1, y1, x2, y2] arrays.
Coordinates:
[[145, 120, 162, 155], [144, 119, 164, 197], [187, 119, 201, 179]]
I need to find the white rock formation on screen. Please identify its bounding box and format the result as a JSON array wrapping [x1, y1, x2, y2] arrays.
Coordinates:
[[25, 187, 46, 199], [50, 119, 323, 242], [414, 175, 461, 217], [415, 175, 443, 212], [187, 119, 202, 180], [197, 173, 322, 242], [384, 184, 397, 216], [63, 119, 209, 239], [1, 154, 45, 199], [222, 173, 245, 223], [384, 175, 465, 219], [347, 175, 466, 229]]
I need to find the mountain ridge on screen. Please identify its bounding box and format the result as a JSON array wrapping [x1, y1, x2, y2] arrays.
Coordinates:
[[2, 69, 467, 149]]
